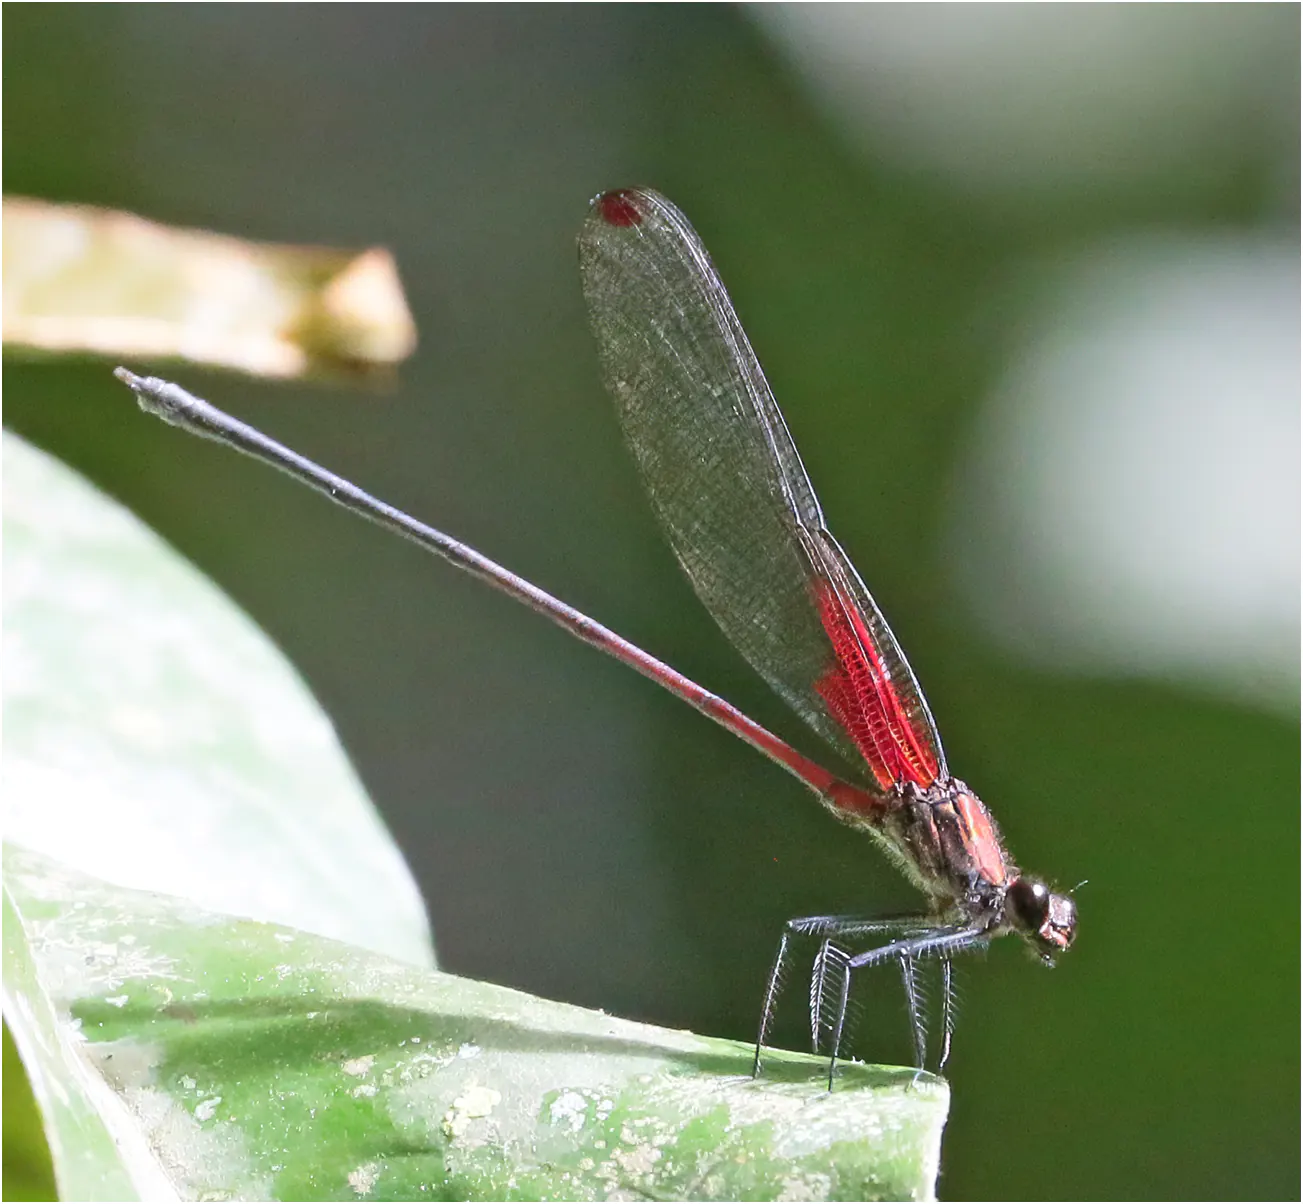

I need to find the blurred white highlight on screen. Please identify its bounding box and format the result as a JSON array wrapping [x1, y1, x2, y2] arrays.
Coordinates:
[[950, 234, 1299, 715], [753, 6, 1295, 202]]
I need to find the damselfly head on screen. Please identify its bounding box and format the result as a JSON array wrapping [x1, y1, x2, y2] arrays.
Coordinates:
[[1006, 876, 1077, 962]]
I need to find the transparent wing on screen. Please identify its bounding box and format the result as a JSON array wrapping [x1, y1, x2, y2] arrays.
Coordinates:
[[578, 188, 946, 789]]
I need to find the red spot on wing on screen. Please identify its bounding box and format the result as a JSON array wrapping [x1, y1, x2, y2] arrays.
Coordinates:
[[813, 579, 939, 791], [596, 190, 644, 227], [953, 791, 1008, 886]]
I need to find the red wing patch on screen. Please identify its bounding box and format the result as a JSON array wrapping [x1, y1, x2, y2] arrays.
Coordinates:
[[813, 578, 940, 791]]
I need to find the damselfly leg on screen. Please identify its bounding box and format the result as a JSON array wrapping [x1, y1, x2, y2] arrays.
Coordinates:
[[754, 915, 984, 1086]]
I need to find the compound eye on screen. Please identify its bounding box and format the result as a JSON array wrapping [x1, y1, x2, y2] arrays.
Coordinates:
[[1008, 878, 1050, 932]]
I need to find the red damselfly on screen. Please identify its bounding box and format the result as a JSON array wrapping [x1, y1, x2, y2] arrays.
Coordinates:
[[116, 187, 1075, 1084]]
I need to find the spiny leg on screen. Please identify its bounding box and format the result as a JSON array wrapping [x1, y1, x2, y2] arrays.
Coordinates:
[[755, 915, 920, 1076], [827, 957, 854, 1091], [938, 955, 955, 1071], [756, 914, 964, 1084], [898, 955, 928, 1070], [752, 928, 792, 1077], [819, 926, 987, 1089], [809, 940, 851, 1054]]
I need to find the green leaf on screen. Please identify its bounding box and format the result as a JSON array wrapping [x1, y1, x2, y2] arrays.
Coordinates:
[[2, 431, 434, 968], [7, 846, 948, 1201], [2, 1017, 59, 1202], [3, 887, 136, 1201]]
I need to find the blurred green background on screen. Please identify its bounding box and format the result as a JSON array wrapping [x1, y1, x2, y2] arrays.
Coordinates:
[[4, 6, 1297, 1199]]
